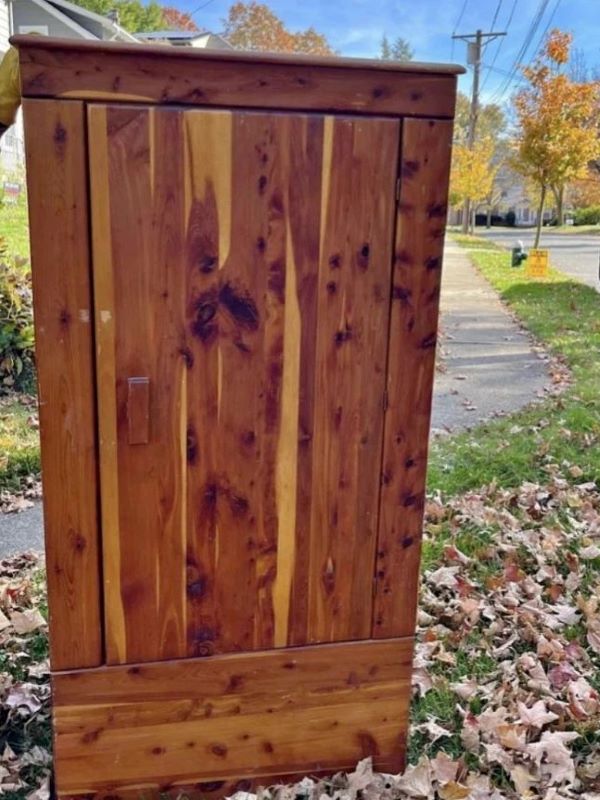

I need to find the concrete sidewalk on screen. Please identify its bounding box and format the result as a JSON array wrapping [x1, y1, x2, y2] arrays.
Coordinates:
[[431, 240, 550, 433], [0, 240, 552, 558]]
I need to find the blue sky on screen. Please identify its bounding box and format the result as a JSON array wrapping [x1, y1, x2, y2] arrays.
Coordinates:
[[182, 0, 600, 105]]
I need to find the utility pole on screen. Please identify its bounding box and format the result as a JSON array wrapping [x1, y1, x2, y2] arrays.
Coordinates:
[[452, 29, 506, 233]]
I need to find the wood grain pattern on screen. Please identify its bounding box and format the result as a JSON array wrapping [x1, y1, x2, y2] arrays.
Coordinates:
[[22, 99, 102, 670], [89, 105, 399, 663], [89, 105, 188, 664], [52, 638, 412, 795], [21, 42, 459, 797], [306, 117, 399, 643], [127, 378, 150, 445], [12, 35, 464, 75], [14, 37, 459, 119], [373, 118, 454, 639]]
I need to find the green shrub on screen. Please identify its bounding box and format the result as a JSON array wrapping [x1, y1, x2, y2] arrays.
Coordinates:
[[573, 205, 600, 226], [0, 239, 35, 393]]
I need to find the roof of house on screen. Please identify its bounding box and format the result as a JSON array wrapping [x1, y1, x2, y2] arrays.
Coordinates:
[[137, 30, 205, 40], [136, 29, 233, 48], [40, 0, 138, 42]]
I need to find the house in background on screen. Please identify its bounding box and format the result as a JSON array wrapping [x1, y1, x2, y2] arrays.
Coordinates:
[[448, 163, 556, 229], [1, 0, 137, 174], [0, 0, 22, 173], [0, 0, 230, 176], [9, 0, 138, 42], [136, 29, 232, 49]]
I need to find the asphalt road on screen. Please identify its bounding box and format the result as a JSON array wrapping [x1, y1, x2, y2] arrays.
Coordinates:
[[477, 227, 600, 291]]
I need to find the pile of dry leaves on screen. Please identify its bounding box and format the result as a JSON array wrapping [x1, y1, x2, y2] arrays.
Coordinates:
[[0, 477, 42, 515], [0, 553, 51, 799], [1, 475, 599, 799], [238, 475, 600, 800]]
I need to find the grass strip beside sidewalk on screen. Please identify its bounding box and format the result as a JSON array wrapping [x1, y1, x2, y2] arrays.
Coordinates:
[[427, 235, 600, 497], [0, 396, 40, 496]]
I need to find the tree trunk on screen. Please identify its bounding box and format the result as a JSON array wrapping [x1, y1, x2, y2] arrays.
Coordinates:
[[534, 184, 546, 248], [554, 185, 564, 227], [486, 205, 492, 228], [462, 199, 470, 234]]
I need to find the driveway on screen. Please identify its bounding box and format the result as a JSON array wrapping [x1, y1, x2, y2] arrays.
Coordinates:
[[477, 227, 600, 290]]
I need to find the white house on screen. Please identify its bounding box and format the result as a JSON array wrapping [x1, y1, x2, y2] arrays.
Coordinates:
[[0, 0, 23, 174], [1, 1, 232, 175], [9, 0, 138, 42], [0, 0, 8, 52], [136, 29, 232, 49], [1, 0, 138, 174]]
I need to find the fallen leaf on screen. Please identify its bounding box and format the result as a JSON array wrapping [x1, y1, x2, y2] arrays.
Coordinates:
[[9, 608, 46, 634]]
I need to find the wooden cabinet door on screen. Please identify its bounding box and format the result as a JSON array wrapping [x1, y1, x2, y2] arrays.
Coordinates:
[[88, 105, 400, 665]]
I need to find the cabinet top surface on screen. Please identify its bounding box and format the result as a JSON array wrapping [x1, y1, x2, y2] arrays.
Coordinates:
[[11, 34, 465, 76]]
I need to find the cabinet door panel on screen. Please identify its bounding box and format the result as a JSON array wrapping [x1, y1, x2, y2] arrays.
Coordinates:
[[88, 105, 399, 664]]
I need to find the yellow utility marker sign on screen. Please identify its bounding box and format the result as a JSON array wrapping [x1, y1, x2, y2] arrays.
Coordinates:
[[527, 249, 549, 278]]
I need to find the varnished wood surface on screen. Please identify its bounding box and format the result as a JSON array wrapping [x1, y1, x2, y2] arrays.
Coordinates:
[[13, 36, 460, 118], [88, 105, 399, 664], [22, 99, 102, 670], [52, 638, 412, 795], [12, 34, 465, 74], [20, 41, 459, 795], [373, 118, 454, 638]]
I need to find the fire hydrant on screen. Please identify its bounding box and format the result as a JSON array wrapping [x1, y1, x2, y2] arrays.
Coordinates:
[[511, 242, 528, 267]]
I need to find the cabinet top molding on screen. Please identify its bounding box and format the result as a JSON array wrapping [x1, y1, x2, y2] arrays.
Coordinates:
[[12, 35, 464, 118]]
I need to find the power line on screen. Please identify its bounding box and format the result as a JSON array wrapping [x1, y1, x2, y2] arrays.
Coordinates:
[[531, 0, 563, 57], [189, 0, 218, 20], [494, 0, 552, 100], [451, 0, 470, 60], [482, 62, 523, 78], [489, 0, 550, 102], [453, 0, 470, 32], [480, 0, 518, 92], [490, 0, 504, 30], [491, 0, 548, 100]]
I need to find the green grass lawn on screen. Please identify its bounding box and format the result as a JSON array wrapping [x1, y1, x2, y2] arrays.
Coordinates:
[[428, 234, 600, 497], [0, 396, 40, 492], [0, 201, 30, 260], [1, 201, 38, 494], [551, 223, 600, 234]]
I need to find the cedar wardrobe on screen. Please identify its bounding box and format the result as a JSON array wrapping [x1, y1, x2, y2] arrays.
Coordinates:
[[14, 35, 462, 797]]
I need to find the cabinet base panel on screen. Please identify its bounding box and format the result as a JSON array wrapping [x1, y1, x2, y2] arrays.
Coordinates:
[[52, 638, 412, 797]]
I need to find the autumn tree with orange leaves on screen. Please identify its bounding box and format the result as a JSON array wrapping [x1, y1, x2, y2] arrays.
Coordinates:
[[162, 5, 198, 31], [514, 29, 599, 246], [567, 166, 600, 209], [223, 2, 334, 55]]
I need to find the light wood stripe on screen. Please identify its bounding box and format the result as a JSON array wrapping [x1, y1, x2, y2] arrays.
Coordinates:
[[87, 104, 127, 664], [273, 223, 300, 646]]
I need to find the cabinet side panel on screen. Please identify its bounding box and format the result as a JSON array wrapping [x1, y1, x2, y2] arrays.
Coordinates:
[[22, 98, 102, 669], [373, 118, 454, 639]]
